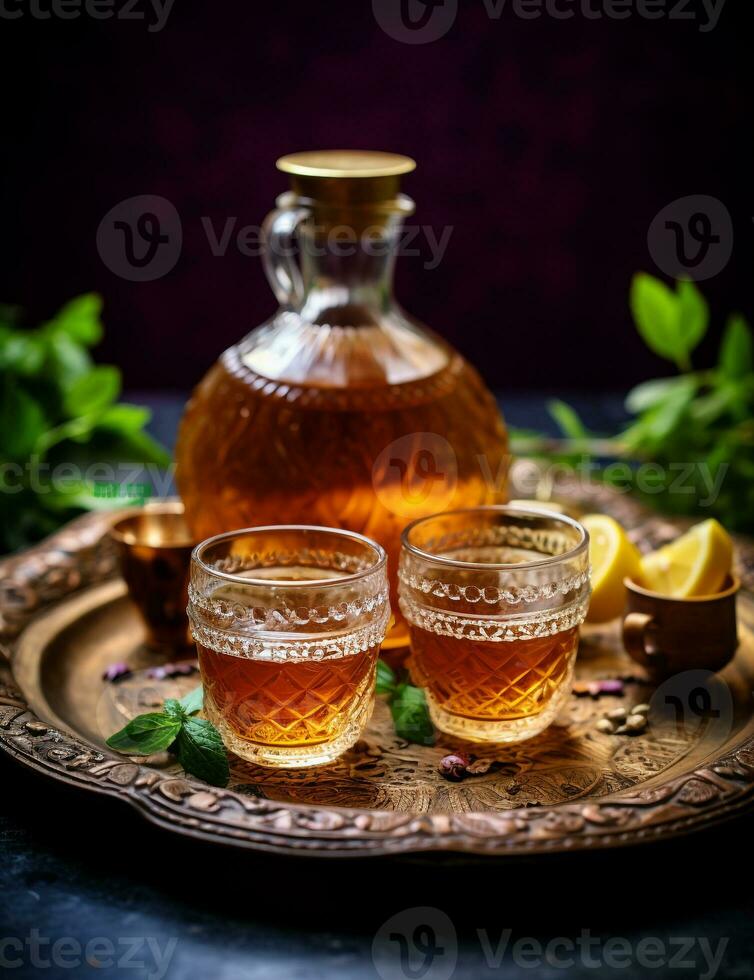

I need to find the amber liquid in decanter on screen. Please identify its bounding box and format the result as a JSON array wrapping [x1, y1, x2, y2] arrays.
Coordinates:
[[176, 152, 509, 647]]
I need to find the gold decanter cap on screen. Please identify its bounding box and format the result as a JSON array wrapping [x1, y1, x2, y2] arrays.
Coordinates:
[[276, 151, 416, 213]]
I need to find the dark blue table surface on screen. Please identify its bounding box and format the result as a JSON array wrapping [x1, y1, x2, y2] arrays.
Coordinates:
[[2, 393, 751, 980]]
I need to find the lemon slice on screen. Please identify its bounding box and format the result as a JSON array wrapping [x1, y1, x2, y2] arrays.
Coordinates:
[[639, 519, 733, 598], [582, 514, 642, 623]]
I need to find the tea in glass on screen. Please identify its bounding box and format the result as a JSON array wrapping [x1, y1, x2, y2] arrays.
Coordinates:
[[188, 526, 390, 768], [399, 508, 590, 743]]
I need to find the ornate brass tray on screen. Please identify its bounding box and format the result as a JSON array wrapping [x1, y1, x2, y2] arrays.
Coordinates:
[[2, 487, 754, 858]]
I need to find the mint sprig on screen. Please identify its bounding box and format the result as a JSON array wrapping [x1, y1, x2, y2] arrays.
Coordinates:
[[376, 659, 435, 746], [0, 294, 171, 553], [511, 274, 754, 535], [107, 686, 230, 787]]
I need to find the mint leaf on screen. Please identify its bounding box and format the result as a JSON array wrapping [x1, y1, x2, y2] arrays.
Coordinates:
[[107, 713, 181, 755], [179, 685, 204, 716], [391, 683, 434, 746], [719, 314, 753, 380], [547, 399, 589, 440], [631, 273, 681, 364], [621, 376, 697, 453], [47, 332, 92, 387], [105, 427, 172, 468], [0, 333, 45, 376], [163, 698, 187, 722], [174, 717, 230, 787], [376, 659, 397, 695], [676, 279, 709, 359], [96, 403, 152, 433], [51, 293, 103, 346], [1, 382, 46, 458], [690, 383, 742, 427], [629, 274, 706, 370], [625, 376, 696, 414], [63, 365, 121, 418]]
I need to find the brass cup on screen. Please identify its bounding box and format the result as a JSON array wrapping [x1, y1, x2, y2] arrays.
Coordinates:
[[622, 576, 740, 679], [109, 503, 196, 650]]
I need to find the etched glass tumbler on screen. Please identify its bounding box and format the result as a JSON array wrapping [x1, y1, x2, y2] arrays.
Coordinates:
[[188, 526, 390, 768], [399, 507, 590, 743]]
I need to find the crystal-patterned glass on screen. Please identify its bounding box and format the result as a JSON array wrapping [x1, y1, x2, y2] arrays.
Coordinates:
[[399, 507, 591, 743], [188, 526, 389, 768]]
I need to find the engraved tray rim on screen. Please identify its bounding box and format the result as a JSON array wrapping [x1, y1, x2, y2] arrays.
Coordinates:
[[2, 489, 754, 859]]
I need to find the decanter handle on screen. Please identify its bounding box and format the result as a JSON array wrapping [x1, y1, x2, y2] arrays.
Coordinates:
[[261, 205, 309, 307]]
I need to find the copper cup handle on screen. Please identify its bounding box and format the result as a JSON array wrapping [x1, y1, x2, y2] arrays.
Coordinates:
[[622, 611, 656, 666]]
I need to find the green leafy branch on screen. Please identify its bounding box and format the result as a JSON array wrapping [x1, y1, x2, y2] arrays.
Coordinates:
[[0, 295, 170, 552], [510, 275, 754, 533], [107, 685, 229, 787]]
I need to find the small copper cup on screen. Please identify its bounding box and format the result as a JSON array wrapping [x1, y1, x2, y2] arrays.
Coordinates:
[[622, 576, 740, 679], [109, 502, 195, 649]]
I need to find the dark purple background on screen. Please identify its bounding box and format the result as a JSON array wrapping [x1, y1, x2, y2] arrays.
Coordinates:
[[1, 0, 751, 393]]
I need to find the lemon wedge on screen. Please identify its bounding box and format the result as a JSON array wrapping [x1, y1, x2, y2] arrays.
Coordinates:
[[639, 518, 733, 598], [582, 514, 642, 623]]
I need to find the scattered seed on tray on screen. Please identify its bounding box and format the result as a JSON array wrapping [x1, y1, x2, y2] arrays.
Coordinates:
[[438, 754, 470, 781], [596, 705, 651, 736]]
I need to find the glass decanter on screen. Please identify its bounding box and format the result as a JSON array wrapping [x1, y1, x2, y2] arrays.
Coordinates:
[[175, 151, 509, 647]]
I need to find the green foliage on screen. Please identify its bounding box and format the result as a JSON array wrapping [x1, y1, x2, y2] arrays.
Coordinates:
[[375, 659, 434, 745], [390, 683, 435, 746], [375, 658, 398, 695], [541, 274, 754, 533], [173, 716, 230, 787], [108, 694, 229, 787], [629, 275, 708, 371], [0, 295, 171, 553], [178, 685, 205, 716], [106, 713, 182, 755]]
